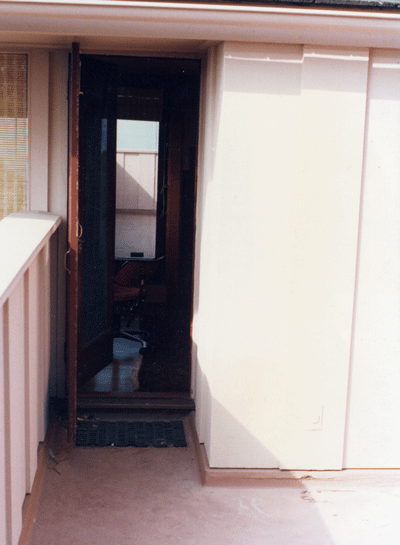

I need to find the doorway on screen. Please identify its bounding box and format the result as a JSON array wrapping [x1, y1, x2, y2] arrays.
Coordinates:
[[67, 49, 200, 440]]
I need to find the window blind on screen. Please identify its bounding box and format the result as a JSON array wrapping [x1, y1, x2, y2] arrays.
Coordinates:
[[0, 53, 28, 220]]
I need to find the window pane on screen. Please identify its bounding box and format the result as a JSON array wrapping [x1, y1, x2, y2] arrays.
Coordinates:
[[0, 53, 28, 220], [115, 120, 159, 259]]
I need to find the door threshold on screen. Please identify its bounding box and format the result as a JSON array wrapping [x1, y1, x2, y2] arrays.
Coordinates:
[[77, 392, 195, 411]]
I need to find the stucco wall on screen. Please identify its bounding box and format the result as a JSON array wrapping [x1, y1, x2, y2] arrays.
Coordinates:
[[194, 43, 400, 469]]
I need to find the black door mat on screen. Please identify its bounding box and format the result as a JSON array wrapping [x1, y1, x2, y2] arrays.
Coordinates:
[[75, 420, 187, 448]]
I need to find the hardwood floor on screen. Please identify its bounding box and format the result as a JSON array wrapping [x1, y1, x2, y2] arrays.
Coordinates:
[[77, 336, 194, 411]]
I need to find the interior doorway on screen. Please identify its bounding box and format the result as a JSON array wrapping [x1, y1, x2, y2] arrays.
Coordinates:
[[67, 48, 200, 440]]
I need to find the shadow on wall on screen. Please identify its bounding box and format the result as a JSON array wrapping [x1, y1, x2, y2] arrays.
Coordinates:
[[115, 162, 157, 258], [116, 161, 157, 211], [193, 355, 338, 544], [195, 356, 280, 470]]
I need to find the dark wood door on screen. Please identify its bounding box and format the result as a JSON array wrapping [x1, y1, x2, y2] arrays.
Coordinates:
[[68, 54, 201, 422], [78, 54, 117, 387], [67, 45, 117, 441]]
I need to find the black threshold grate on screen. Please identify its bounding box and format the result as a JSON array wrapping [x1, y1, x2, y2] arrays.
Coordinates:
[[75, 420, 187, 448]]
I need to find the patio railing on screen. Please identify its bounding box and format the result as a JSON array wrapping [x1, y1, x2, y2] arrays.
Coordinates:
[[0, 211, 61, 545]]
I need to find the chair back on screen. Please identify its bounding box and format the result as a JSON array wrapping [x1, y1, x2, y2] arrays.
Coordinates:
[[114, 256, 165, 288]]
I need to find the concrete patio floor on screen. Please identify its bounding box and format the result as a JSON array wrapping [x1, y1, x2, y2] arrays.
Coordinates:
[[29, 413, 400, 545]]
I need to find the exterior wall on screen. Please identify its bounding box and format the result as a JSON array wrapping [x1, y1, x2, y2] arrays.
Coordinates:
[[193, 44, 225, 458], [115, 150, 158, 259], [1, 48, 69, 400], [344, 49, 400, 468], [193, 42, 399, 469], [5, 39, 400, 471]]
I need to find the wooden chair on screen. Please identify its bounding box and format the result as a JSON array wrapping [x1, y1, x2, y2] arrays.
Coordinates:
[[113, 257, 164, 348]]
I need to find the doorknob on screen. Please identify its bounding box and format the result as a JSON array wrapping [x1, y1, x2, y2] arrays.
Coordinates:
[[64, 249, 71, 274]]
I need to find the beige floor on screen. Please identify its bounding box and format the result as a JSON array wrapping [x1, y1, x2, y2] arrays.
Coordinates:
[[30, 415, 400, 545]]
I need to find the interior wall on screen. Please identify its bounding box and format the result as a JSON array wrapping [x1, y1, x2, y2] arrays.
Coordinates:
[[194, 42, 369, 469], [344, 49, 400, 469], [115, 150, 158, 258]]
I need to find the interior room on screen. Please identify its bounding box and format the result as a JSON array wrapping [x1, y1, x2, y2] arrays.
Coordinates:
[[70, 54, 201, 413]]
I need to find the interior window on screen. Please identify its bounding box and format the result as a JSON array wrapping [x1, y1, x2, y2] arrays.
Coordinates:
[[115, 119, 160, 259]]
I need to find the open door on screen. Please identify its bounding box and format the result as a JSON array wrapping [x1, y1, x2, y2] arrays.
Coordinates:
[[68, 51, 200, 438], [78, 54, 117, 386], [67, 44, 117, 441]]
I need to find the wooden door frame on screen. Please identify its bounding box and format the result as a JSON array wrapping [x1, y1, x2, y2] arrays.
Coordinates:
[[67, 42, 81, 443], [67, 50, 201, 441]]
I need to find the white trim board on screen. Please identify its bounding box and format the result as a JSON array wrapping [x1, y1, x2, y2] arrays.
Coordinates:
[[1, 1, 400, 49]]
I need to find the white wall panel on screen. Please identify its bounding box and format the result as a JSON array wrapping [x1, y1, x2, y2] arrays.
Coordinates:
[[282, 46, 369, 469], [195, 43, 369, 469], [37, 245, 50, 441], [27, 260, 39, 489], [115, 150, 158, 258], [207, 42, 302, 469], [116, 151, 157, 210], [345, 49, 400, 469], [0, 212, 61, 544], [8, 280, 26, 544], [0, 305, 8, 545], [193, 44, 225, 447]]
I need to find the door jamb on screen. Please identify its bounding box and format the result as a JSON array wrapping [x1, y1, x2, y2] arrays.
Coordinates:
[[67, 42, 81, 443]]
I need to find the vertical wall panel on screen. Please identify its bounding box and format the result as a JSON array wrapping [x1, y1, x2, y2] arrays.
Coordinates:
[[116, 151, 158, 210], [201, 42, 303, 468], [282, 46, 369, 469], [193, 44, 225, 447], [43, 242, 51, 437], [36, 248, 45, 443], [37, 244, 50, 442], [116, 152, 136, 209], [345, 49, 400, 468], [115, 151, 158, 258], [27, 260, 39, 489], [8, 280, 26, 544], [23, 270, 31, 493], [196, 43, 369, 469], [0, 304, 9, 545], [0, 212, 61, 543]]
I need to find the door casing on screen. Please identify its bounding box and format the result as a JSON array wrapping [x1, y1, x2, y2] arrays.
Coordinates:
[[67, 48, 201, 442]]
